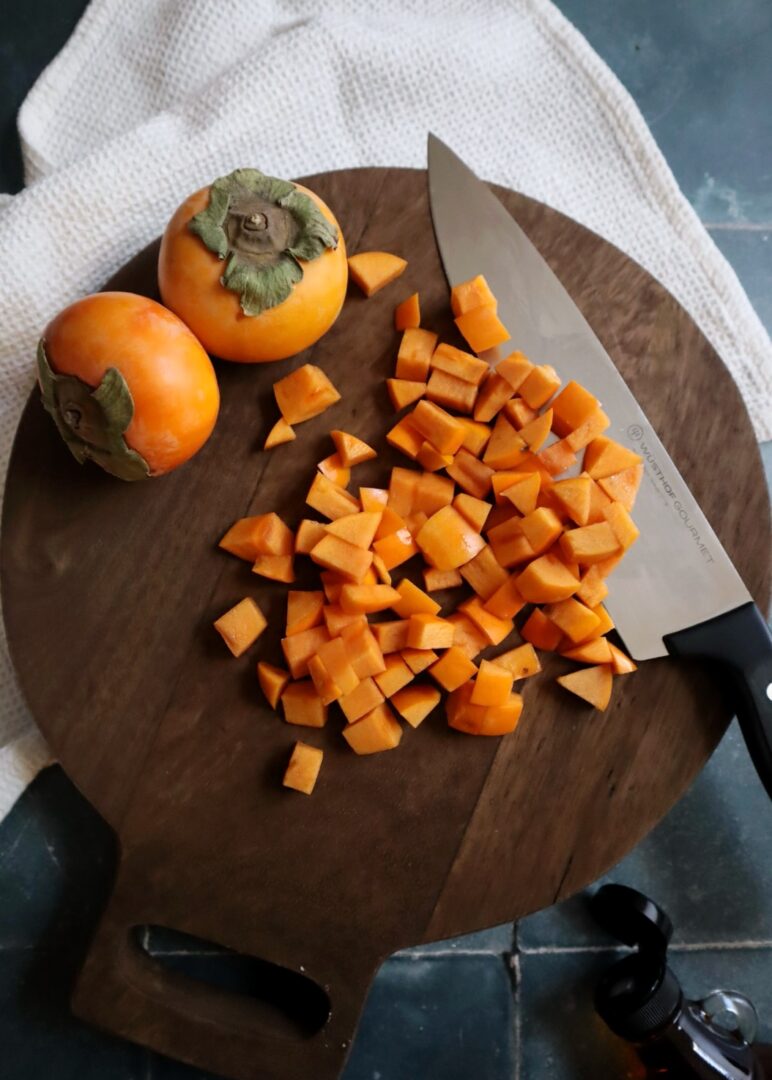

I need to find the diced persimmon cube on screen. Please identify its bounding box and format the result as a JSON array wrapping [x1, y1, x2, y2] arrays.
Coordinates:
[[584, 436, 643, 480], [519, 507, 563, 555], [519, 364, 561, 409], [545, 598, 601, 644], [431, 342, 489, 385], [391, 578, 441, 618], [310, 534, 374, 582], [387, 378, 426, 411], [484, 576, 526, 619], [494, 643, 541, 680], [491, 471, 526, 504], [446, 449, 494, 499], [603, 502, 640, 550], [386, 415, 424, 460], [404, 511, 429, 537], [286, 591, 325, 636], [609, 643, 637, 675], [585, 473, 613, 524], [455, 305, 510, 354], [598, 465, 644, 512], [516, 554, 579, 603], [339, 584, 401, 614], [317, 453, 350, 488], [295, 519, 327, 554], [391, 685, 441, 728], [551, 477, 591, 526], [307, 655, 344, 706], [281, 625, 331, 678], [257, 662, 290, 709], [396, 328, 437, 381], [459, 597, 513, 646], [556, 666, 613, 710], [471, 659, 514, 706], [317, 637, 359, 696], [473, 372, 514, 422], [264, 418, 295, 449], [394, 292, 420, 331], [447, 612, 489, 659], [273, 364, 341, 424], [482, 414, 528, 469], [326, 511, 382, 550], [219, 513, 293, 561], [416, 506, 486, 570], [565, 407, 611, 451], [497, 352, 534, 392], [423, 567, 464, 592], [417, 442, 454, 472], [537, 438, 577, 477], [502, 472, 540, 515], [348, 251, 407, 296], [450, 274, 497, 316], [306, 473, 360, 520], [550, 381, 600, 437], [575, 566, 609, 608], [521, 608, 562, 651], [281, 680, 328, 727], [401, 648, 439, 674], [488, 519, 535, 570], [581, 604, 615, 641], [411, 400, 466, 455], [504, 397, 537, 429], [453, 493, 491, 532], [341, 623, 387, 678], [374, 653, 414, 697], [373, 528, 419, 570], [447, 681, 523, 736], [343, 703, 402, 753], [252, 554, 295, 583], [415, 472, 455, 515], [460, 545, 509, 600], [323, 605, 367, 636], [560, 523, 621, 566], [388, 467, 419, 517], [594, 551, 625, 578], [360, 486, 389, 512], [371, 620, 411, 653], [339, 677, 385, 723], [562, 638, 612, 664], [426, 369, 478, 413], [214, 598, 267, 657], [320, 571, 345, 604], [283, 742, 323, 795], [330, 430, 377, 468], [372, 554, 393, 585], [407, 614, 456, 650], [429, 646, 478, 692], [455, 417, 492, 456]]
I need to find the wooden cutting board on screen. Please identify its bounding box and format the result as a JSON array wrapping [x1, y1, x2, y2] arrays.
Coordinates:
[[1, 168, 769, 1080]]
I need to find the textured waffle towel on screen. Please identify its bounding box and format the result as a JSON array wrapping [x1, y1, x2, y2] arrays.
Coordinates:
[[1, 0, 770, 819]]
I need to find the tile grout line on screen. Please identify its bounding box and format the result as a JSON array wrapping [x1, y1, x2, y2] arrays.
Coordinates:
[[704, 222, 772, 231], [519, 941, 772, 956]]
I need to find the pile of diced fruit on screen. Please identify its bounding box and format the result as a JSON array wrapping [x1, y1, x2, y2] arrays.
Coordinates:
[[213, 255, 641, 795]]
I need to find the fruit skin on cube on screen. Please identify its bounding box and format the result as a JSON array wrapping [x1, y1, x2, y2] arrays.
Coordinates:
[[416, 506, 486, 570], [348, 252, 407, 297], [214, 598, 267, 657], [446, 681, 523, 736], [429, 645, 478, 692], [281, 681, 328, 727], [283, 742, 324, 795], [343, 703, 403, 754], [273, 364, 341, 424], [556, 665, 613, 710], [391, 685, 441, 728], [257, 662, 291, 709]]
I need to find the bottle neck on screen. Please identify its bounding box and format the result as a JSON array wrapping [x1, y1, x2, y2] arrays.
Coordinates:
[[637, 1001, 759, 1080]]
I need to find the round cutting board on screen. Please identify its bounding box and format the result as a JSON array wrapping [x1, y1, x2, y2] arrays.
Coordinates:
[[1, 168, 769, 1080]]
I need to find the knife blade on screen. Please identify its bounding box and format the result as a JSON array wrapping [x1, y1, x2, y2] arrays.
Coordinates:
[[427, 133, 772, 797]]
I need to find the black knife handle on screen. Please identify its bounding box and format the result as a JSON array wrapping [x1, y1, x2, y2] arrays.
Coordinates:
[[666, 602, 772, 801]]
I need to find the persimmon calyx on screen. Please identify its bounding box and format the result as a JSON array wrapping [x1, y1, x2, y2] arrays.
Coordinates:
[[188, 168, 339, 317], [36, 340, 150, 481]]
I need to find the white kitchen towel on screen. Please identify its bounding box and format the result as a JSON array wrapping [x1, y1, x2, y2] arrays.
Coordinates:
[[1, 0, 770, 821]]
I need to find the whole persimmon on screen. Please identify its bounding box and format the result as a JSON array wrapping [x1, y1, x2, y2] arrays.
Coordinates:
[[38, 292, 219, 479], [158, 168, 348, 362]]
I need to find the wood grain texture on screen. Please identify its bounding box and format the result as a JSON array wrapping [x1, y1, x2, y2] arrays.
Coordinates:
[[1, 168, 769, 1080]]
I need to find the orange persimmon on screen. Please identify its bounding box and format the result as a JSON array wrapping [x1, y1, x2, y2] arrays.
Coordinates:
[[348, 252, 407, 296], [394, 292, 421, 330]]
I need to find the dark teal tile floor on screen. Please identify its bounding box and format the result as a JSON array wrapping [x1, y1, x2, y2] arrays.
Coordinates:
[[1, 1, 771, 1077]]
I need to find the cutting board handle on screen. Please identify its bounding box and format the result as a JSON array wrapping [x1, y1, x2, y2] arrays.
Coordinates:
[[71, 865, 372, 1080]]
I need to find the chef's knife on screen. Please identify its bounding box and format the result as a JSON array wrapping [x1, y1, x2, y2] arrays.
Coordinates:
[[427, 133, 772, 799]]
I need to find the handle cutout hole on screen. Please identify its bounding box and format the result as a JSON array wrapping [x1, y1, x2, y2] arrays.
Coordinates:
[[132, 925, 330, 1037]]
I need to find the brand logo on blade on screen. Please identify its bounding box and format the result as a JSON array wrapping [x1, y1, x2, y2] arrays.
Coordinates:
[[626, 424, 714, 564]]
